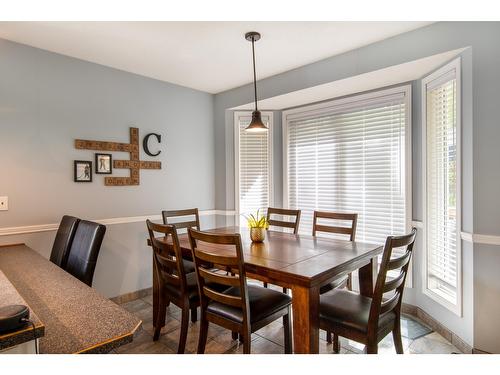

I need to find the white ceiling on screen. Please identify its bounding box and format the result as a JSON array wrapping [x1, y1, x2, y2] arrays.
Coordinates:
[[0, 21, 433, 93], [232, 48, 465, 111]]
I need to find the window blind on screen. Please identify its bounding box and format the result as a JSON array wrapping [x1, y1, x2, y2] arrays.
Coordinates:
[[285, 89, 409, 245], [236, 113, 272, 219], [425, 75, 458, 303]]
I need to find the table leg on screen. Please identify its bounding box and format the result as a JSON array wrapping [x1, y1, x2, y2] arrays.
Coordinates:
[[291, 285, 320, 354], [358, 256, 377, 297]]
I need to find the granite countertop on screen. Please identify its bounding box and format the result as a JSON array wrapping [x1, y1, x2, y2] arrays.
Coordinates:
[[0, 270, 45, 351], [0, 244, 142, 354]]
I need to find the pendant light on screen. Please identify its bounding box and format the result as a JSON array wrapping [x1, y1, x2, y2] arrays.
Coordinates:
[[245, 31, 268, 132]]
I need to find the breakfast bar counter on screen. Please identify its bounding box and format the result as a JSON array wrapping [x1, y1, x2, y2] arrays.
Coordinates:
[[0, 270, 44, 352], [0, 244, 141, 354]]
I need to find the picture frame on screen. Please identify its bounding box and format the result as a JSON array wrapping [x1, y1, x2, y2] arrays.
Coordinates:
[[74, 160, 92, 182], [95, 153, 113, 174]]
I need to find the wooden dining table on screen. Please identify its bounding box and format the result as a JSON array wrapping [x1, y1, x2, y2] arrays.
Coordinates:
[[147, 226, 383, 354]]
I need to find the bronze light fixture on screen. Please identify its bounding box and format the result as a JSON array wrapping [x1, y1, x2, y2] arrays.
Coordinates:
[[245, 31, 268, 132]]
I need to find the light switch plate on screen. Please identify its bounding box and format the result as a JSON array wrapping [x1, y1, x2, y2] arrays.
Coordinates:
[[0, 196, 8, 211]]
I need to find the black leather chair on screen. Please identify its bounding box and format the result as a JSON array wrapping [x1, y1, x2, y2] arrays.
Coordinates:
[[65, 220, 106, 286], [49, 215, 80, 268]]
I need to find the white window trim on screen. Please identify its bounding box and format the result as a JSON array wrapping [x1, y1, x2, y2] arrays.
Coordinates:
[[282, 85, 413, 286], [421, 57, 462, 316], [234, 111, 274, 226]]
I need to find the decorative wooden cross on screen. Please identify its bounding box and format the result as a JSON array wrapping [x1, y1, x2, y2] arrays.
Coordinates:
[[75, 127, 161, 186]]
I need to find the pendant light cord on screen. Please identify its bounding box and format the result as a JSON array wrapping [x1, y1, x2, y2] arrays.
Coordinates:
[[251, 38, 258, 111]]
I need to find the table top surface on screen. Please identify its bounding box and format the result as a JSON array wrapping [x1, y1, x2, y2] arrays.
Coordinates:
[[0, 244, 141, 354], [157, 226, 383, 288]]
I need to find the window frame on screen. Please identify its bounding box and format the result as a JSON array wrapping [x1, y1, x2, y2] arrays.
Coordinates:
[[282, 85, 413, 289], [282, 85, 413, 241], [234, 111, 274, 226], [421, 58, 462, 316]]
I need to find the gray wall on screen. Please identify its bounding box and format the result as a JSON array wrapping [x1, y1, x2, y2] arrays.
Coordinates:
[[214, 22, 500, 352], [0, 38, 216, 297]]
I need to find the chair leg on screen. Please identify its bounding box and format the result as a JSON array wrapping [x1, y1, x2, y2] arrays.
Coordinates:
[[263, 282, 268, 288], [153, 293, 167, 341], [326, 331, 332, 343], [393, 319, 404, 354], [282, 287, 288, 294], [242, 328, 251, 354], [177, 306, 190, 354], [190, 306, 198, 323], [333, 334, 340, 354], [231, 331, 238, 340], [197, 314, 209, 354], [283, 313, 292, 354], [366, 340, 378, 354]]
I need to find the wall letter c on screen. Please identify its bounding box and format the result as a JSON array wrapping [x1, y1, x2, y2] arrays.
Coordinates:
[[143, 133, 162, 157]]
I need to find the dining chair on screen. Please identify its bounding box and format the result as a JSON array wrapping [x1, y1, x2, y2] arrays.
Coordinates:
[[188, 228, 293, 354], [313, 211, 358, 292], [65, 220, 106, 287], [264, 207, 302, 291], [266, 207, 301, 234], [49, 215, 80, 269], [146, 220, 199, 353], [162, 208, 201, 274], [162, 208, 200, 232], [313, 211, 358, 344], [319, 228, 417, 354]]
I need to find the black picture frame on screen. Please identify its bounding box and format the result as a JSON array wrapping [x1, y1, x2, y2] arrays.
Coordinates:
[[74, 160, 92, 182], [95, 153, 113, 174]]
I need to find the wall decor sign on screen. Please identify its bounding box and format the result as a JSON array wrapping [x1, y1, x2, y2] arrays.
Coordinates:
[[74, 160, 92, 182], [75, 127, 162, 186], [143, 133, 162, 157], [95, 153, 112, 174]]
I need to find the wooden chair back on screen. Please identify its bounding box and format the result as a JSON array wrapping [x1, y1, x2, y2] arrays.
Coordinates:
[[146, 220, 188, 295], [188, 229, 250, 323], [266, 207, 301, 234], [312, 211, 358, 240], [162, 208, 200, 232], [368, 228, 417, 327]]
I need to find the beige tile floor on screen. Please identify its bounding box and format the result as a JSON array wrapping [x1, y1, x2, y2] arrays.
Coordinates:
[[116, 294, 461, 354]]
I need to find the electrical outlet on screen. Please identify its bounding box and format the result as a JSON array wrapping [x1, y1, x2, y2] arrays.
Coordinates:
[[0, 196, 8, 211]]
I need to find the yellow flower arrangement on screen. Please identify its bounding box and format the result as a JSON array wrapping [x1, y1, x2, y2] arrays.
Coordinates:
[[244, 209, 269, 229]]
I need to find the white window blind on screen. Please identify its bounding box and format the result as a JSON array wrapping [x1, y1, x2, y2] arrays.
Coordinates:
[[424, 62, 460, 309], [235, 112, 272, 220], [284, 87, 410, 245]]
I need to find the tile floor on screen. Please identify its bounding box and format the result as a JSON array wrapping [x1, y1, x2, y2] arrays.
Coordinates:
[[116, 294, 461, 354]]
